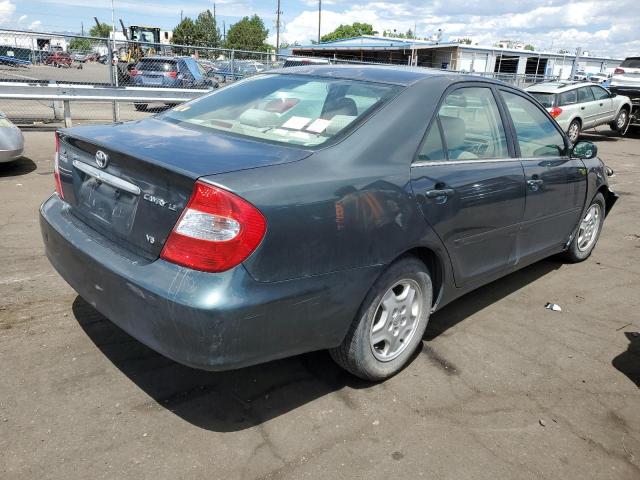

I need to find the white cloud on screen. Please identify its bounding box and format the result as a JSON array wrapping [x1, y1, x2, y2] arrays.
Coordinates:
[[28, 20, 42, 30], [17, 14, 27, 24], [0, 0, 16, 25], [279, 0, 640, 58]]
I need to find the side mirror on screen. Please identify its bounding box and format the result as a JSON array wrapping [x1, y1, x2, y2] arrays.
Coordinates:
[[571, 141, 598, 160], [610, 92, 617, 98]]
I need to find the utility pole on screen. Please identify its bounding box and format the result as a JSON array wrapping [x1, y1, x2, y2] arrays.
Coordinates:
[[317, 0, 321, 43], [110, 0, 119, 122], [180, 10, 183, 22], [81, 22, 84, 36], [275, 0, 282, 55]]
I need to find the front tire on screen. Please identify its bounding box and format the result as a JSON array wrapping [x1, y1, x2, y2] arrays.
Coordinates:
[[563, 193, 606, 263], [330, 257, 432, 381], [610, 108, 629, 135], [567, 119, 581, 144]]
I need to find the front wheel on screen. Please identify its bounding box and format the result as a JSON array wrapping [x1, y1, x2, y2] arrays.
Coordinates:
[[610, 109, 629, 135], [330, 257, 432, 381], [567, 119, 581, 144], [563, 193, 606, 263]]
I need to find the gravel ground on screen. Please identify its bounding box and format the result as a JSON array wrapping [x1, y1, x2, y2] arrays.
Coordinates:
[[0, 127, 638, 480]]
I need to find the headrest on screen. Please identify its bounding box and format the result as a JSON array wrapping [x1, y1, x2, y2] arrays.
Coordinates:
[[322, 97, 358, 119]]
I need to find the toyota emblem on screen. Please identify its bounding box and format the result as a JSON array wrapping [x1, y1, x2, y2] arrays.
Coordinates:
[[95, 150, 109, 169]]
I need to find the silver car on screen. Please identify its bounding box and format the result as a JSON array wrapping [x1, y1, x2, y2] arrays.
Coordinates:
[[611, 57, 640, 93], [0, 111, 24, 163], [526, 81, 632, 143]]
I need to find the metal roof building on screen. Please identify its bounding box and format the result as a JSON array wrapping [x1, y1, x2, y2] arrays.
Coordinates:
[[292, 36, 623, 80]]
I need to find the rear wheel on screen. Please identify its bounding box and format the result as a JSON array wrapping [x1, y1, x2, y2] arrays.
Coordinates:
[[330, 257, 432, 381], [610, 108, 629, 135], [563, 193, 605, 263], [567, 119, 581, 144]]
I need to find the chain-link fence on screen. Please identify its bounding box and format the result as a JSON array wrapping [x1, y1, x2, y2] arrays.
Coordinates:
[[0, 28, 558, 126]]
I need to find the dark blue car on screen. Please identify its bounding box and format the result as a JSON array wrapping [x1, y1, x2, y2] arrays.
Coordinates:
[[131, 56, 217, 110], [40, 66, 617, 380]]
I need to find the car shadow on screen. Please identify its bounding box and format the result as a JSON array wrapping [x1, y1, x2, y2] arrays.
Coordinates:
[[0, 156, 37, 177], [612, 332, 640, 388], [72, 258, 563, 432], [424, 259, 563, 341]]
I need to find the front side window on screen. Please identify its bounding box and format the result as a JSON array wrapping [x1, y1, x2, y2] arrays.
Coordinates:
[[162, 74, 400, 147], [590, 86, 610, 100], [436, 87, 509, 160], [578, 87, 595, 103], [417, 121, 446, 161], [502, 91, 566, 158]]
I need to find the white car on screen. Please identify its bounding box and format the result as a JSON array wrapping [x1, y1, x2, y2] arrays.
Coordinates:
[[610, 57, 640, 94], [589, 73, 611, 84], [526, 81, 632, 143], [0, 111, 24, 163]]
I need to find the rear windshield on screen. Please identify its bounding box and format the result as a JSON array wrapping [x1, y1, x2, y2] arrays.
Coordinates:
[[529, 92, 555, 108], [137, 59, 177, 72], [162, 74, 401, 147], [621, 57, 640, 68]]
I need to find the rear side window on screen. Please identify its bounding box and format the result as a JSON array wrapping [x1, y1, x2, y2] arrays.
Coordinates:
[[437, 87, 509, 160], [529, 92, 555, 108], [559, 89, 577, 106], [590, 86, 609, 100], [621, 57, 640, 68], [502, 91, 566, 158], [578, 87, 595, 103], [417, 121, 446, 161], [137, 59, 177, 72]]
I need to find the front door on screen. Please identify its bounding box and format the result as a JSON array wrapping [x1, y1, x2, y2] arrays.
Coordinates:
[[590, 85, 615, 123], [410, 86, 526, 287], [499, 89, 587, 260]]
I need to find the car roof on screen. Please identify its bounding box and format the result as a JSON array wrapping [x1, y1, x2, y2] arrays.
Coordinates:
[[526, 81, 597, 93], [269, 64, 471, 86]]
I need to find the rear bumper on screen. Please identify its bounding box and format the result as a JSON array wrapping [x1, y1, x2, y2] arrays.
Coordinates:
[[40, 195, 378, 370]]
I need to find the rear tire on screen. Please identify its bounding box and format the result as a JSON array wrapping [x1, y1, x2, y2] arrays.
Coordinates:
[[330, 257, 432, 381], [134, 103, 147, 112], [567, 119, 581, 144], [563, 193, 606, 263]]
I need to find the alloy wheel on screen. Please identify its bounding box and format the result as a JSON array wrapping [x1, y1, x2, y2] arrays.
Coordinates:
[[577, 204, 601, 252]]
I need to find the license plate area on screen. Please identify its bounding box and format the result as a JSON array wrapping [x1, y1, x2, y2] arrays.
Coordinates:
[[76, 172, 139, 236]]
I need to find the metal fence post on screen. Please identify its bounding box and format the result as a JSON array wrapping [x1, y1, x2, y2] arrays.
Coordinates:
[[63, 100, 72, 127], [230, 49, 235, 79]]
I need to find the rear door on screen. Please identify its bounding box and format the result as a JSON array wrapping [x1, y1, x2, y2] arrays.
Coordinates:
[[410, 85, 526, 287], [576, 86, 599, 127], [590, 85, 614, 122], [499, 89, 587, 260]]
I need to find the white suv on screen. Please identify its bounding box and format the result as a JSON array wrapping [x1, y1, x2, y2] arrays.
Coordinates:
[[610, 57, 640, 94], [525, 81, 632, 143]]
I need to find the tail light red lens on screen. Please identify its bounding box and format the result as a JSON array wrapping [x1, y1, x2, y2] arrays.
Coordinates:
[[53, 132, 64, 199], [165, 71, 178, 79], [161, 181, 266, 272], [550, 106, 563, 118], [614, 67, 625, 74]]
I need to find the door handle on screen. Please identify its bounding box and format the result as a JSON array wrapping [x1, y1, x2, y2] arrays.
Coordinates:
[[599, 103, 604, 106], [527, 178, 544, 190], [580, 106, 586, 110], [425, 188, 455, 198]]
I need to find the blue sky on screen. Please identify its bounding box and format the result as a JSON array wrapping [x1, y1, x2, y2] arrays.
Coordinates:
[[1, 0, 638, 56]]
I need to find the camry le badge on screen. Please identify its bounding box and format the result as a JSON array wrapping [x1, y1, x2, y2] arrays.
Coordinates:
[[95, 150, 109, 169]]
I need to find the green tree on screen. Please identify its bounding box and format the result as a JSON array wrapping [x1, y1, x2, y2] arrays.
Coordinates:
[[89, 22, 112, 38], [320, 22, 374, 42], [524, 44, 535, 51], [225, 15, 269, 51], [172, 17, 198, 46], [194, 9, 221, 47], [68, 38, 93, 52]]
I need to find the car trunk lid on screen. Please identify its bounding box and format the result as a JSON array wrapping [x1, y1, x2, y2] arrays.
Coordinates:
[[57, 118, 312, 259]]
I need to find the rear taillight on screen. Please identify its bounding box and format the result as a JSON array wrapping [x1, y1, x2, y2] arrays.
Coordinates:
[[129, 68, 139, 76], [53, 132, 64, 199], [161, 181, 266, 272], [550, 106, 563, 118], [614, 67, 625, 74], [165, 71, 178, 79]]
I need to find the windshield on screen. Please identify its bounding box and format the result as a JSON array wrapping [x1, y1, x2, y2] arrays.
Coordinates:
[[161, 74, 401, 147], [137, 59, 177, 72], [529, 92, 555, 108]]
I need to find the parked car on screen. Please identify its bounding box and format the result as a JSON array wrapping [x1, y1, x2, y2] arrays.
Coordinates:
[[130, 56, 217, 110], [526, 81, 632, 142], [609, 57, 640, 129], [41, 66, 618, 381], [44, 52, 73, 68], [589, 73, 611, 84], [0, 110, 24, 163], [573, 71, 588, 81]]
